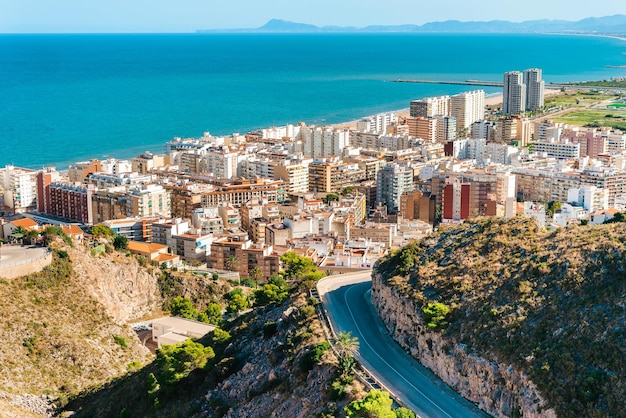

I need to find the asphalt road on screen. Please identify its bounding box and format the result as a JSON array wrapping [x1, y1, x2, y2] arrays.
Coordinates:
[[318, 272, 490, 418]]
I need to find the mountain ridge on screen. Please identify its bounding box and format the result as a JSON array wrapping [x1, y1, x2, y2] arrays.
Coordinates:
[[198, 15, 626, 34]]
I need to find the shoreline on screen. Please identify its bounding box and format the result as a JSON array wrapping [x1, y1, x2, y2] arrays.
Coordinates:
[[330, 94, 506, 130]]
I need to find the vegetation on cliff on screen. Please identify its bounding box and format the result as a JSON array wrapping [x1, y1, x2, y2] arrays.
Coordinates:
[[376, 217, 625, 418], [0, 247, 153, 409]]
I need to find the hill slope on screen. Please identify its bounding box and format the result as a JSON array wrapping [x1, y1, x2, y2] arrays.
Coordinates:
[[374, 217, 625, 417]]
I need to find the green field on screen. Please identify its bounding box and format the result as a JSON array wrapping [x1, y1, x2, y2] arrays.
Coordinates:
[[607, 103, 626, 109], [552, 109, 626, 130], [544, 91, 616, 109]]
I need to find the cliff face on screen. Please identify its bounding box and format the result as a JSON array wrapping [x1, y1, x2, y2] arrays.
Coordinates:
[[68, 247, 163, 323], [372, 270, 555, 418], [371, 217, 625, 418]]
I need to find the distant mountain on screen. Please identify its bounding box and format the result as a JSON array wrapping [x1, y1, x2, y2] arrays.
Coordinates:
[[198, 14, 626, 34]]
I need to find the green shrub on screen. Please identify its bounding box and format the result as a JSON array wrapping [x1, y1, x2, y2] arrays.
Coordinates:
[[113, 335, 127, 348]]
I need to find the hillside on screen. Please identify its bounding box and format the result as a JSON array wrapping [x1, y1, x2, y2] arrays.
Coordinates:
[[0, 246, 157, 416], [62, 290, 369, 417], [374, 217, 625, 417]]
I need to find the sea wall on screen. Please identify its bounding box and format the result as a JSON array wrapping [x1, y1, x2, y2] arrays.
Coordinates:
[[371, 270, 556, 418]]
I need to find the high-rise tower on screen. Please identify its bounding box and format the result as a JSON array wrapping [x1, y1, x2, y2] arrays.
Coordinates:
[[503, 71, 526, 115], [523, 68, 545, 111]]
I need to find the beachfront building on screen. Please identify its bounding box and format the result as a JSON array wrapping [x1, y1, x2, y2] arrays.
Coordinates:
[[503, 71, 526, 115], [450, 90, 485, 131], [409, 95, 450, 118], [0, 165, 38, 213], [524, 68, 545, 111], [298, 126, 350, 158]]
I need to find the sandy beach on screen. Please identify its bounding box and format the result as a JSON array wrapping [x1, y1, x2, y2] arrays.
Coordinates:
[[330, 90, 563, 130]]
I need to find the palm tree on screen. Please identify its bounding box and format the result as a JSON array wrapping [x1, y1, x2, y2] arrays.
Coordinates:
[[335, 331, 360, 378], [335, 331, 359, 359], [249, 266, 263, 287], [225, 254, 239, 285]]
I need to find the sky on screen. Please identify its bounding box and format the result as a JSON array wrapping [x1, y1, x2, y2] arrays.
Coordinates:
[[1, 0, 625, 33]]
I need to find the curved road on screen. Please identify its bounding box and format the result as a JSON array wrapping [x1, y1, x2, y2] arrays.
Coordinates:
[[318, 272, 489, 418]]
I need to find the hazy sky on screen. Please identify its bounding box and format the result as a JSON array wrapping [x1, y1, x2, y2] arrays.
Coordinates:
[[1, 0, 624, 33]]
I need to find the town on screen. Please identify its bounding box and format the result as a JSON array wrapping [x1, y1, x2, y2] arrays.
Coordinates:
[[2, 68, 626, 281]]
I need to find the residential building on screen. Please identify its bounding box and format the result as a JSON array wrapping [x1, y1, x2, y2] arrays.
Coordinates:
[[36, 167, 62, 213], [0, 165, 38, 213], [208, 237, 280, 281], [376, 163, 414, 213], [172, 233, 213, 262], [68, 160, 102, 184], [409, 95, 450, 118], [126, 184, 171, 218], [48, 182, 97, 224], [450, 90, 485, 131], [503, 71, 526, 115], [152, 219, 190, 248], [524, 68, 545, 111], [308, 158, 366, 193]]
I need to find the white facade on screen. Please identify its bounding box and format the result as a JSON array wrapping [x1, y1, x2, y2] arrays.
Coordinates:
[[126, 184, 171, 218], [567, 186, 609, 212], [450, 90, 485, 130], [0, 165, 38, 212]]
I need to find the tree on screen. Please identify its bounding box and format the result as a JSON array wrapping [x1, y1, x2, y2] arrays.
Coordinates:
[[225, 254, 238, 272], [204, 303, 223, 325], [254, 283, 288, 306], [249, 266, 263, 285], [335, 331, 359, 359], [156, 339, 214, 385], [165, 296, 196, 320], [113, 235, 128, 250], [280, 251, 318, 281], [91, 224, 115, 239], [345, 390, 415, 418], [422, 302, 450, 329], [226, 293, 249, 315]]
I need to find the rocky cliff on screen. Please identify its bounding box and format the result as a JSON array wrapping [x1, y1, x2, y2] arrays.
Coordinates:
[[371, 217, 625, 418], [68, 246, 162, 323], [372, 271, 554, 417]]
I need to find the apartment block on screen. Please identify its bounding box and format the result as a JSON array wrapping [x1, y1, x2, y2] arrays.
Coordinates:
[[450, 90, 485, 131], [0, 165, 38, 213], [48, 182, 96, 224], [208, 238, 280, 281]]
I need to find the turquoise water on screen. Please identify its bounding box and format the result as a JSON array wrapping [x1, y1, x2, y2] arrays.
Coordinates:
[[0, 33, 625, 169]]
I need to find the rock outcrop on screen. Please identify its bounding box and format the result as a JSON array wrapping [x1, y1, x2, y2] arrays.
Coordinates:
[[69, 246, 162, 323], [372, 269, 556, 418]]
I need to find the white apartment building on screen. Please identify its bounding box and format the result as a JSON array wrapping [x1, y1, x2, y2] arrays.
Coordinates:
[[126, 184, 171, 218], [299, 126, 350, 158], [274, 161, 310, 194], [409, 95, 450, 118], [0, 165, 38, 212], [450, 90, 485, 131], [100, 158, 132, 175], [567, 185, 609, 212], [533, 140, 580, 159], [356, 113, 397, 134], [200, 148, 241, 179]]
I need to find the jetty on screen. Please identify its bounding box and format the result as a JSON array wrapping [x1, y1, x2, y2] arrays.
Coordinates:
[[393, 79, 503, 87]]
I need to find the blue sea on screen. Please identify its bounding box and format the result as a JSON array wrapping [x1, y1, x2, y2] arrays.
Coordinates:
[[0, 33, 625, 169]]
